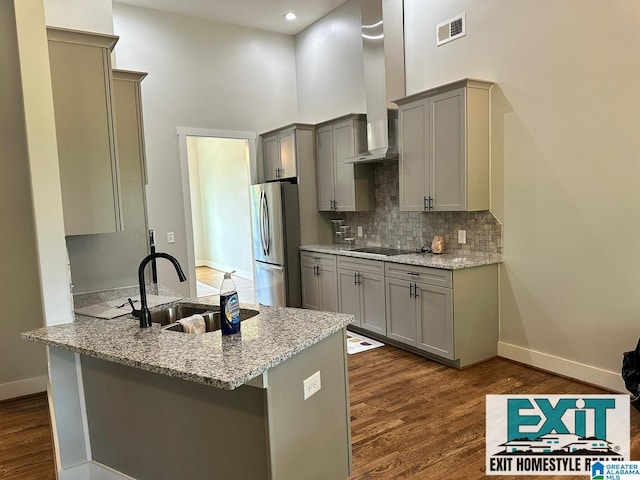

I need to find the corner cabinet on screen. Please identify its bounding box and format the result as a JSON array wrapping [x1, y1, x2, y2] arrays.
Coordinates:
[[395, 79, 493, 212], [337, 256, 386, 335], [316, 115, 375, 212], [300, 252, 338, 312], [261, 124, 314, 182], [47, 27, 122, 235], [385, 262, 498, 367]]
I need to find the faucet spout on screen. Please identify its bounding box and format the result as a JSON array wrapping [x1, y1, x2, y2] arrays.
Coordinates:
[[133, 252, 186, 328]]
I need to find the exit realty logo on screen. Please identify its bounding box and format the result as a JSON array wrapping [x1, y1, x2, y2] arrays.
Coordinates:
[[486, 395, 630, 475]]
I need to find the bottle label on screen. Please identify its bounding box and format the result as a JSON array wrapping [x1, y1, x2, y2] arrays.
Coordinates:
[[221, 292, 241, 335]]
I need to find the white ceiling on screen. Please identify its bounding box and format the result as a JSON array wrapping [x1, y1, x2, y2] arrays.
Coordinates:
[[114, 0, 350, 35]]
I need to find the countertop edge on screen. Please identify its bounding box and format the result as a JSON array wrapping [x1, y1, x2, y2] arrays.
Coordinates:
[[22, 307, 353, 391], [299, 244, 502, 270]]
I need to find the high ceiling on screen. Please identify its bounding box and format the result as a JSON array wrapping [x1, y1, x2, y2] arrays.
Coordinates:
[[114, 0, 350, 35]]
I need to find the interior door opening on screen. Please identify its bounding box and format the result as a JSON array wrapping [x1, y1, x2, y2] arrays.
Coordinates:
[[181, 132, 256, 301]]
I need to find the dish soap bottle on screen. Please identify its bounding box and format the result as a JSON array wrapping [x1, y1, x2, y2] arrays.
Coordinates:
[[220, 271, 241, 335]]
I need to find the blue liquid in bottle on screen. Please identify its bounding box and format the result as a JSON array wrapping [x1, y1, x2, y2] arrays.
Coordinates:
[[220, 272, 241, 335]]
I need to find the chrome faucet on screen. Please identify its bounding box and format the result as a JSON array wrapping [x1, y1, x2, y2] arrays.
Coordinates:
[[131, 252, 186, 328]]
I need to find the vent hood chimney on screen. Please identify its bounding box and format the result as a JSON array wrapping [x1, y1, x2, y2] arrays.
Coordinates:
[[345, 0, 405, 163]]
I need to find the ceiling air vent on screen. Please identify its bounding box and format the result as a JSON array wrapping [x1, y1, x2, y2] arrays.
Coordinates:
[[436, 13, 466, 46]]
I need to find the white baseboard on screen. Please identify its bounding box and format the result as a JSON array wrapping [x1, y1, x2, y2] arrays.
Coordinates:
[[0, 375, 47, 401], [498, 341, 626, 393], [196, 259, 253, 281], [59, 462, 135, 480]]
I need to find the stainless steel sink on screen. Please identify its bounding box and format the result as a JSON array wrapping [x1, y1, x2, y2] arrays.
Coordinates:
[[152, 303, 259, 333]]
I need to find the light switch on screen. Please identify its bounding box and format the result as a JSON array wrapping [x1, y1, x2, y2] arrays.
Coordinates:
[[457, 230, 466, 244], [167, 231, 175, 244]]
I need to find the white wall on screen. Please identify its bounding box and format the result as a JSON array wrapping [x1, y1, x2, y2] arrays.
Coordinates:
[[190, 137, 253, 279], [404, 0, 640, 390], [295, 0, 366, 123], [201, 137, 253, 278], [112, 3, 298, 294], [44, 0, 113, 33]]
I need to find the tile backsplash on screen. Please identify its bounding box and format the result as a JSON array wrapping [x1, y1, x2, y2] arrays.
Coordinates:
[[337, 162, 502, 255]]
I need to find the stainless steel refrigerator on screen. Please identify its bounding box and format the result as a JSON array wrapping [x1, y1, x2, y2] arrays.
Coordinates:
[[250, 182, 301, 307]]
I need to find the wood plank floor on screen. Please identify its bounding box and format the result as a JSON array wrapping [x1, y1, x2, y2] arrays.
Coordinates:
[[196, 266, 256, 303], [0, 393, 55, 480], [2, 346, 638, 479], [347, 346, 640, 479]]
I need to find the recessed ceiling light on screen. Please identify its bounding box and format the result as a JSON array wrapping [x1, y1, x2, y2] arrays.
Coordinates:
[[283, 12, 296, 21]]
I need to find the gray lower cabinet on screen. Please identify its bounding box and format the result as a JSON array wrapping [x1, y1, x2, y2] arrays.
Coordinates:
[[337, 256, 386, 335], [301, 250, 498, 367], [385, 262, 498, 367], [301, 252, 338, 312], [385, 273, 453, 358]]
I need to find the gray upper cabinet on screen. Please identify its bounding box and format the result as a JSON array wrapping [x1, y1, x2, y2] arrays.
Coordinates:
[[316, 115, 374, 212], [261, 124, 314, 182], [112, 69, 150, 248], [396, 79, 493, 212], [47, 27, 122, 235]]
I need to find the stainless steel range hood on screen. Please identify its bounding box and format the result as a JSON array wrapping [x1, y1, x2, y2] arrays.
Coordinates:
[[345, 0, 405, 164]]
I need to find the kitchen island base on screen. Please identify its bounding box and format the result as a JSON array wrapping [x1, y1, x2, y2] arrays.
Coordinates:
[[81, 330, 351, 480]]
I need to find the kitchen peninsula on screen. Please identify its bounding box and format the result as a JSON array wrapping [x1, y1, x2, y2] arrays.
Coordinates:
[[23, 291, 353, 480]]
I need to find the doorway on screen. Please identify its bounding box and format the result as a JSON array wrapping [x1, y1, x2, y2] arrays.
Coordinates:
[[177, 128, 257, 301]]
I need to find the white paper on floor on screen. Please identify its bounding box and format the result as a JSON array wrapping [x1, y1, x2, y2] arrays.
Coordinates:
[[346, 331, 385, 354]]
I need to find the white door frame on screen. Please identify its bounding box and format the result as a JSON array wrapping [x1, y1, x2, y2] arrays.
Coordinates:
[[176, 127, 257, 297]]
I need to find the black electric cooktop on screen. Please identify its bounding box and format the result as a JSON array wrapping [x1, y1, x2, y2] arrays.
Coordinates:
[[349, 246, 416, 256]]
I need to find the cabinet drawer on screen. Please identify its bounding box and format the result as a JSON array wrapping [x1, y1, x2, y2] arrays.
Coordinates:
[[337, 256, 384, 275], [384, 262, 452, 288], [300, 251, 336, 268]]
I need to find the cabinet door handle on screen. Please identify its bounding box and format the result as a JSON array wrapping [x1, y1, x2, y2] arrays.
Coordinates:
[[423, 197, 428, 211], [428, 196, 433, 210], [414, 285, 419, 298], [354, 272, 358, 285], [409, 283, 414, 298]]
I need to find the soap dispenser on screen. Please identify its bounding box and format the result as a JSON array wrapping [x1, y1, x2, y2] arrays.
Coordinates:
[[220, 271, 241, 335]]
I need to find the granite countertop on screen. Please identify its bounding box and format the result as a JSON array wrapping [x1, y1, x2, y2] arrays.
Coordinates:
[[22, 290, 353, 390], [300, 244, 502, 270]]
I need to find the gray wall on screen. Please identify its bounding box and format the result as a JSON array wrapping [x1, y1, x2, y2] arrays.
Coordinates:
[[403, 0, 640, 389], [0, 0, 47, 399], [295, 0, 366, 123], [293, 0, 638, 390], [112, 3, 299, 295]]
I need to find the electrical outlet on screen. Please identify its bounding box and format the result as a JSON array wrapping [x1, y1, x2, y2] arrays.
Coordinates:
[[303, 371, 321, 400], [357, 226, 363, 237], [167, 231, 175, 244], [457, 230, 466, 244]]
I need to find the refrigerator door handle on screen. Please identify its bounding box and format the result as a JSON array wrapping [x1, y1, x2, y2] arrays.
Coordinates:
[[259, 191, 269, 256], [262, 192, 271, 255]]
